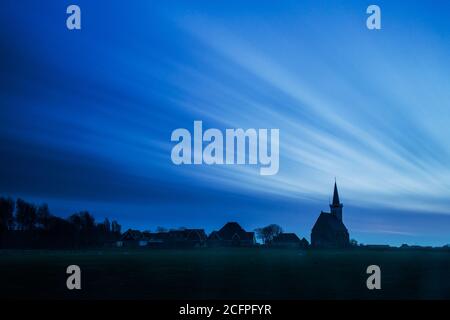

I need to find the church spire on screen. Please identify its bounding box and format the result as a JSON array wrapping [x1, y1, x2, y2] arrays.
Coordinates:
[[332, 181, 340, 206], [330, 180, 343, 221]]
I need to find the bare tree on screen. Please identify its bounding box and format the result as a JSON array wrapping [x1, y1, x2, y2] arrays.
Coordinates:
[[255, 224, 283, 244], [111, 219, 121, 233], [15, 198, 37, 231], [103, 218, 111, 233], [0, 197, 14, 232], [37, 203, 52, 230]]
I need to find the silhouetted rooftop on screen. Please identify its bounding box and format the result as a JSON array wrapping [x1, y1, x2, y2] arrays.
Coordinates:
[[273, 233, 301, 243], [312, 211, 348, 233]]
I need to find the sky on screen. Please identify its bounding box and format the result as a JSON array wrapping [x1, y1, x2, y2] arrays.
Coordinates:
[[1, 0, 450, 246]]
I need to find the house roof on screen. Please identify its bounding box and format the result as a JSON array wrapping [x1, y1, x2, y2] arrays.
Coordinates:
[[120, 229, 143, 241], [209, 222, 254, 241], [186, 229, 207, 241], [218, 222, 245, 236], [208, 231, 220, 240], [272, 233, 301, 243], [142, 229, 207, 241], [312, 211, 348, 234], [300, 237, 309, 245], [153, 232, 170, 240]]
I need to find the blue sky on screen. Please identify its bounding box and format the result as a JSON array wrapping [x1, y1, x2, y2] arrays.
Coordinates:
[[1, 0, 450, 246]]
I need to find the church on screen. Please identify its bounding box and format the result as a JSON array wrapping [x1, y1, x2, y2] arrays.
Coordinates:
[[311, 181, 350, 248]]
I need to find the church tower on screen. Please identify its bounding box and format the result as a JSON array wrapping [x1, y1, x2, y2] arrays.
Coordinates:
[[330, 181, 343, 221]]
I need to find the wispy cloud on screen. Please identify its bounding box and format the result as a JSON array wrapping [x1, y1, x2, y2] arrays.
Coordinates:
[[164, 13, 450, 214]]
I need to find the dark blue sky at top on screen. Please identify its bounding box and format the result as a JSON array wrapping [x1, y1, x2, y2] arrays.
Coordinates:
[[1, 0, 450, 246]]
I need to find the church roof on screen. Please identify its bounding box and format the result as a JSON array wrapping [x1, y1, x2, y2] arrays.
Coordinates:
[[332, 181, 340, 206], [312, 211, 348, 234]]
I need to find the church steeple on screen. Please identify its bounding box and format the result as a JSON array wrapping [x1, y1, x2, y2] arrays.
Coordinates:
[[330, 180, 343, 221], [332, 181, 340, 206]]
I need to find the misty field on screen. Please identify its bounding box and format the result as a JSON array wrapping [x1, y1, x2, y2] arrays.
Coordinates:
[[0, 248, 449, 299]]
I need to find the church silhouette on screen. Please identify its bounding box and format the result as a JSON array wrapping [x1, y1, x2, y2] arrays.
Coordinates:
[[311, 181, 350, 248]]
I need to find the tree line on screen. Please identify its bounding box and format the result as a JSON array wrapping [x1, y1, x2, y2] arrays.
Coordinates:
[[0, 196, 121, 249]]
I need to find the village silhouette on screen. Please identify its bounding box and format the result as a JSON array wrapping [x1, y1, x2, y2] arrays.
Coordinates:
[[118, 181, 348, 249], [0, 181, 448, 250]]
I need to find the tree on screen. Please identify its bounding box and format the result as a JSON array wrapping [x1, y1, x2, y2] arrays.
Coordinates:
[[97, 218, 112, 242], [69, 211, 95, 232], [0, 197, 14, 232], [15, 198, 37, 231], [80, 211, 95, 231], [103, 218, 111, 234], [350, 239, 358, 247], [255, 224, 283, 244], [47, 216, 76, 248], [156, 226, 167, 233], [68, 211, 96, 246], [68, 213, 82, 231], [37, 203, 52, 231], [1, 196, 124, 248], [111, 220, 121, 236]]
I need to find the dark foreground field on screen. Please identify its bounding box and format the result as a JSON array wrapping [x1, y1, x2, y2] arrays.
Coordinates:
[[0, 248, 449, 299]]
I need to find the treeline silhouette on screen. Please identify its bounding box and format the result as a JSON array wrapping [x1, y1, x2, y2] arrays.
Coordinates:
[[0, 196, 121, 249]]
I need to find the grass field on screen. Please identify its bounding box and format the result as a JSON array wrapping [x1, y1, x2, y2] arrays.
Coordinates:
[[1, 248, 449, 299]]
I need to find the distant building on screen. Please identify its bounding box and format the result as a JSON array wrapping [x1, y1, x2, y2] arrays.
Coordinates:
[[166, 229, 207, 247], [142, 231, 169, 247], [119, 228, 207, 248], [119, 229, 146, 247], [299, 237, 310, 249], [271, 233, 301, 248], [208, 222, 255, 247], [311, 182, 350, 248], [270, 233, 309, 249]]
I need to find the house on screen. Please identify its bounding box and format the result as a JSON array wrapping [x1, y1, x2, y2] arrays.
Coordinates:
[[311, 182, 350, 248], [142, 231, 168, 247], [270, 233, 302, 248], [119, 229, 147, 247], [167, 229, 207, 247], [208, 222, 255, 247], [270, 233, 309, 249], [299, 237, 309, 249], [143, 229, 207, 248]]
